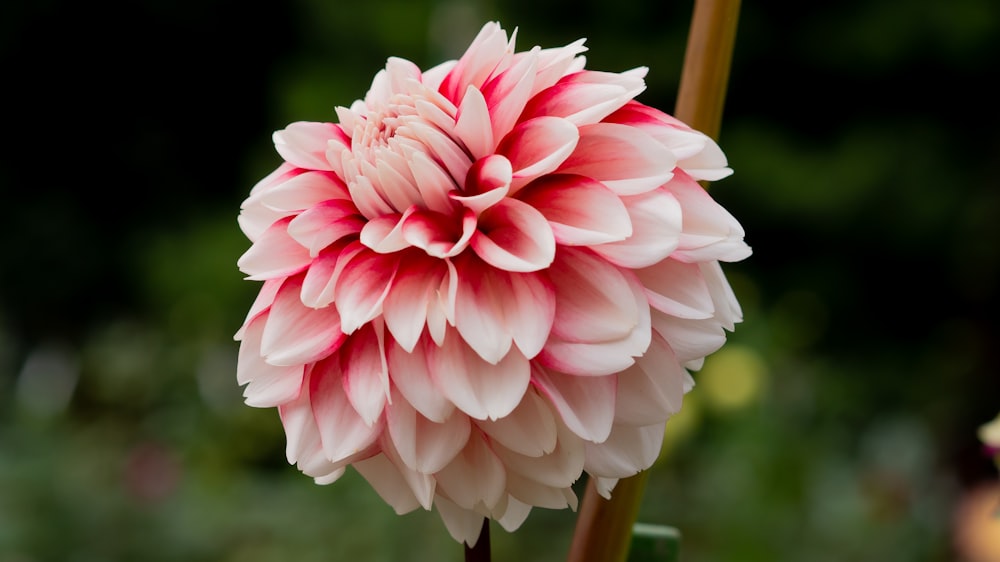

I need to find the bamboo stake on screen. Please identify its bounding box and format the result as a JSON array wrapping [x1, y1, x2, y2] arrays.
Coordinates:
[[566, 1, 741, 560]]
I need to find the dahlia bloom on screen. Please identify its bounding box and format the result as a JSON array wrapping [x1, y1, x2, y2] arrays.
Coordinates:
[[235, 21, 750, 546]]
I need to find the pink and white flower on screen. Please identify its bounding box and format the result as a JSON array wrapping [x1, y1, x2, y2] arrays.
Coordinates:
[[235, 21, 750, 546]]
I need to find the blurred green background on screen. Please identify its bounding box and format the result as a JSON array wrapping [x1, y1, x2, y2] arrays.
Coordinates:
[[2, 0, 999, 560]]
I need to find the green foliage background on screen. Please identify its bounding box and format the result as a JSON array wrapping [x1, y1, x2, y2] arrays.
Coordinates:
[[1, 0, 998, 560]]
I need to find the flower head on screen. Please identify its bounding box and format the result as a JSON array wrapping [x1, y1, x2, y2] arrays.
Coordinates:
[[235, 21, 750, 546]]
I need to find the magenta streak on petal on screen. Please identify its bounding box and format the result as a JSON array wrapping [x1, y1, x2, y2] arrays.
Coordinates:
[[237, 217, 312, 281], [514, 173, 631, 246], [287, 199, 365, 257], [556, 122, 676, 195], [309, 357, 383, 465], [339, 323, 389, 426], [401, 207, 477, 258], [480, 49, 538, 145], [452, 154, 511, 213], [334, 248, 400, 335], [471, 198, 555, 272], [255, 170, 351, 213], [497, 116, 578, 193], [260, 276, 347, 367]]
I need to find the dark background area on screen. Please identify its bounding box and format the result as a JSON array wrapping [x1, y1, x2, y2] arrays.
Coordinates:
[[2, 0, 998, 560]]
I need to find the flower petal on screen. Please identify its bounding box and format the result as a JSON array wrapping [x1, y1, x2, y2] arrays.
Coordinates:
[[493, 419, 585, 489], [505, 270, 556, 359], [455, 154, 511, 214], [237, 217, 312, 281], [532, 366, 617, 443], [402, 207, 477, 259], [583, 421, 665, 479], [436, 431, 506, 510], [667, 172, 752, 263], [438, 21, 509, 103], [340, 323, 390, 426], [557, 123, 675, 195], [520, 69, 646, 126], [613, 332, 686, 426], [310, 357, 383, 465], [260, 276, 346, 366], [273, 121, 343, 171], [635, 258, 714, 320], [471, 198, 556, 272], [382, 257, 444, 352], [497, 116, 579, 191], [287, 199, 365, 257], [481, 48, 538, 143], [253, 170, 351, 213], [387, 388, 471, 473], [605, 101, 733, 181], [434, 496, 488, 547], [334, 248, 400, 334], [388, 336, 456, 422], [353, 453, 423, 515], [454, 85, 495, 159], [539, 249, 651, 376], [515, 174, 631, 246], [476, 390, 558, 457], [590, 187, 683, 268], [428, 332, 531, 421], [237, 313, 305, 407]]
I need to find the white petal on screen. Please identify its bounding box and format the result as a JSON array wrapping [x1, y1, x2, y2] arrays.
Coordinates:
[[583, 422, 665, 479], [435, 431, 506, 510], [476, 390, 558, 457], [388, 337, 456, 423], [635, 258, 714, 320], [492, 495, 533, 532], [434, 496, 487, 547], [429, 332, 531, 421], [590, 188, 683, 268], [532, 367, 617, 443], [353, 453, 423, 515], [386, 390, 471, 473], [273, 121, 343, 171], [614, 332, 686, 426], [237, 313, 304, 407], [492, 420, 585, 488]]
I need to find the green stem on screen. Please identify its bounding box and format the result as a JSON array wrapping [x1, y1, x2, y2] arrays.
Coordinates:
[[565, 1, 740, 561]]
